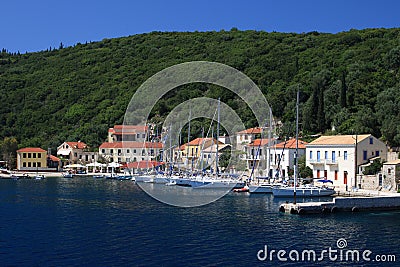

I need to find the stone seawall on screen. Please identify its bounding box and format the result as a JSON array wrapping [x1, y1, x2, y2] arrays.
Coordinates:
[[333, 196, 400, 211]]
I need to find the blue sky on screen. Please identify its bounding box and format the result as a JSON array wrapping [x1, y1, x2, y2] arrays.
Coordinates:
[[1, 0, 400, 53]]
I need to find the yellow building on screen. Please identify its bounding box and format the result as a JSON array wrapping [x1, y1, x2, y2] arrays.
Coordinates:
[[185, 138, 219, 159], [17, 147, 47, 171]]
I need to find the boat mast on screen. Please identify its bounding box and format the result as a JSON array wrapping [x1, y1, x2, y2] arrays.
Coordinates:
[[294, 90, 299, 204], [216, 98, 220, 176], [187, 106, 191, 173], [169, 124, 172, 175], [267, 107, 272, 180]]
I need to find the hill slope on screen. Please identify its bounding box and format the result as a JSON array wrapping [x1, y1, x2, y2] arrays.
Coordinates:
[[1, 28, 400, 151]]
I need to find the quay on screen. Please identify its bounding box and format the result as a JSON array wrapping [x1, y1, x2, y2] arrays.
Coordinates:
[[279, 193, 400, 214]]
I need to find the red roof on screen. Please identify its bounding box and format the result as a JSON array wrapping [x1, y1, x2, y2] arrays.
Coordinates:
[[237, 127, 262, 135], [66, 141, 87, 149], [275, 138, 308, 149], [247, 139, 272, 147], [99, 141, 163, 149], [109, 125, 148, 134], [49, 155, 61, 162], [17, 147, 46, 153], [124, 161, 165, 169], [187, 138, 219, 146]]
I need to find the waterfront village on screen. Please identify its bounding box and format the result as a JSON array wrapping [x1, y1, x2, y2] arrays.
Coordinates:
[[2, 123, 400, 195]]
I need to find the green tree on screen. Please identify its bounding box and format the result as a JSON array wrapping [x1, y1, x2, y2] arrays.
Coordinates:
[[0, 137, 18, 169], [298, 155, 313, 178], [363, 158, 383, 175]]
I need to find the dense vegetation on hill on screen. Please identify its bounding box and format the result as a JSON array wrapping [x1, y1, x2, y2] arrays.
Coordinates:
[[1, 28, 400, 155]]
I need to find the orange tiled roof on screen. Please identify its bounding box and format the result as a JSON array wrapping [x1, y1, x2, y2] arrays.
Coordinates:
[[109, 125, 148, 134], [237, 127, 262, 135], [99, 141, 163, 149], [275, 138, 307, 149], [66, 142, 87, 149], [308, 135, 371, 146], [124, 161, 165, 169], [247, 138, 272, 147], [17, 147, 46, 153], [49, 155, 61, 162], [187, 138, 216, 146]]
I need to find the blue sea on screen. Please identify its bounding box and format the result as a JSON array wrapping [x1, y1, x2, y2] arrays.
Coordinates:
[[1, 177, 399, 266]]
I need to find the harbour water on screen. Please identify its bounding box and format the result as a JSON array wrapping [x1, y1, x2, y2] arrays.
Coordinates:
[[1, 177, 399, 266]]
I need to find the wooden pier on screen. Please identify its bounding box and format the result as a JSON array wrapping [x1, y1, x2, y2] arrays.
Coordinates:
[[279, 195, 400, 214]]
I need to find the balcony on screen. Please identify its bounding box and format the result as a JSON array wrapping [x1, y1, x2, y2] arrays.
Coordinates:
[[309, 159, 324, 165], [325, 159, 338, 165], [242, 155, 266, 161]]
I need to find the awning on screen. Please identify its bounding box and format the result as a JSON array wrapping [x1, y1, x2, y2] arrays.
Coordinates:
[[57, 149, 71, 156], [64, 164, 85, 168]]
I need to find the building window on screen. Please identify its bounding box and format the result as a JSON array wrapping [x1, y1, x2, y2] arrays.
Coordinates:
[[74, 153, 77, 157], [344, 151, 348, 160], [317, 170, 320, 178], [38, 153, 41, 158], [127, 149, 130, 154], [332, 151, 336, 162], [325, 151, 328, 159], [102, 149, 105, 153], [23, 153, 26, 158], [110, 149, 113, 154], [28, 162, 31, 167], [28, 153, 31, 158], [38, 162, 41, 167], [33, 162, 36, 167], [133, 157, 137, 162], [142, 134, 146, 139], [33, 153, 36, 158], [388, 168, 392, 174], [370, 137, 373, 144], [363, 150, 367, 161], [137, 134, 140, 139], [23, 162, 26, 167], [134, 149, 137, 154], [317, 151, 321, 162], [309, 151, 313, 159], [376, 151, 380, 157], [334, 170, 338, 180]]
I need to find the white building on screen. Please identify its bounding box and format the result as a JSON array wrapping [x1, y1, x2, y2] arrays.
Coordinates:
[[271, 138, 307, 179], [243, 138, 306, 178], [306, 134, 387, 190], [99, 141, 163, 163], [57, 141, 97, 165], [107, 125, 149, 142], [236, 127, 262, 150]]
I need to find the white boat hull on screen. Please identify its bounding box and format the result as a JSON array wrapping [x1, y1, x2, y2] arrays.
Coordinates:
[[249, 185, 273, 194]]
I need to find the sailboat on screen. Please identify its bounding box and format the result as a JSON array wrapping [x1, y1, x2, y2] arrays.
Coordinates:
[[272, 90, 335, 198], [190, 99, 244, 190]]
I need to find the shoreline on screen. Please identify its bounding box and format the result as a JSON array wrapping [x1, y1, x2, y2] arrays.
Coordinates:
[[0, 171, 116, 178]]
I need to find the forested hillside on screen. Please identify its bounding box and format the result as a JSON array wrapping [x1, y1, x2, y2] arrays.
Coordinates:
[[1, 28, 400, 152]]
